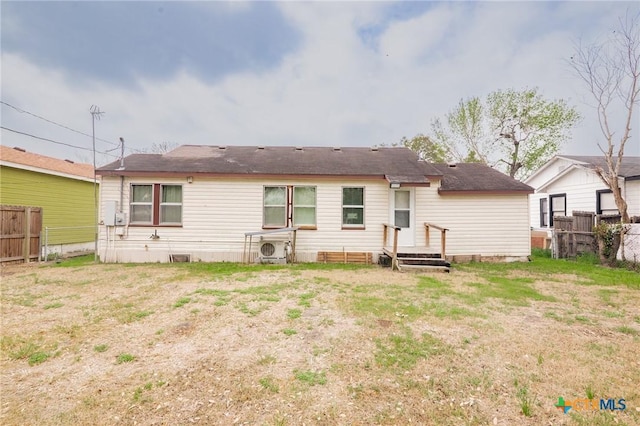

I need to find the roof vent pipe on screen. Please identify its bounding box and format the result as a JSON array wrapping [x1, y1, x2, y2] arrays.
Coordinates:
[[119, 137, 125, 169]]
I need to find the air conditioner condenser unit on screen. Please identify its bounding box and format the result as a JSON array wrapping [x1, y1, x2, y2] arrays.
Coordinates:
[[258, 240, 288, 264]]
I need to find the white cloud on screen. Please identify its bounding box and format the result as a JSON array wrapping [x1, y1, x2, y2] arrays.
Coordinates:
[[2, 1, 638, 167]]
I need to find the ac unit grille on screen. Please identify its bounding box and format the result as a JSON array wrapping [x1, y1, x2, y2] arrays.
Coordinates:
[[260, 242, 276, 257]]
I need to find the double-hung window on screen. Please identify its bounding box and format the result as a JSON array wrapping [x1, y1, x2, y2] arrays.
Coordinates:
[[263, 186, 316, 229], [131, 184, 153, 223], [130, 184, 182, 225], [293, 186, 316, 226], [549, 194, 566, 226], [263, 186, 287, 227], [342, 187, 364, 228], [539, 198, 549, 227]]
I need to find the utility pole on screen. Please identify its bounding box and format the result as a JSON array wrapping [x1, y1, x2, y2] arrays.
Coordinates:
[[90, 105, 104, 262]]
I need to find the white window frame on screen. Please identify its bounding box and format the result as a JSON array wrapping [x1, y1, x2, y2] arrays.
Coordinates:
[[342, 187, 365, 228]]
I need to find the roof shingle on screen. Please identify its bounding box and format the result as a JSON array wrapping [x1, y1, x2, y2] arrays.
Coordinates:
[[0, 146, 94, 179], [431, 163, 534, 193], [560, 156, 640, 179], [99, 145, 441, 183], [98, 145, 531, 192]]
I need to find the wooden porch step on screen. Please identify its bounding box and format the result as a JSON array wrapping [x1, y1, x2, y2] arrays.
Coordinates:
[[396, 255, 443, 261], [398, 258, 450, 266], [397, 263, 450, 273]]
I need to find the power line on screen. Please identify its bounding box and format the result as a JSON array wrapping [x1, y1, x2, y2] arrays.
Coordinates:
[[1, 100, 120, 148], [1, 100, 150, 156], [0, 125, 117, 158]]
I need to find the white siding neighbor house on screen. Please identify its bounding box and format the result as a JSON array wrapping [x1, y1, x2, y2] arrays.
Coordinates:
[[525, 155, 640, 231], [96, 146, 533, 267]]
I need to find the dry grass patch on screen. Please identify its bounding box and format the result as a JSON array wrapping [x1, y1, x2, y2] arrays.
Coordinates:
[[1, 257, 639, 425]]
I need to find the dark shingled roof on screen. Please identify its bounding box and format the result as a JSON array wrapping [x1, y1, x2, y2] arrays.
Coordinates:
[[431, 163, 534, 193], [98, 145, 440, 183], [98, 145, 532, 192], [560, 156, 640, 179]]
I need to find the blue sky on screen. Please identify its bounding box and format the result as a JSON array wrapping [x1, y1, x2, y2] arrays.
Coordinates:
[[1, 1, 639, 167]]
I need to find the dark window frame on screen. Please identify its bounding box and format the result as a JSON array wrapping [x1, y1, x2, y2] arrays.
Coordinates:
[[596, 189, 619, 215], [549, 193, 566, 226]]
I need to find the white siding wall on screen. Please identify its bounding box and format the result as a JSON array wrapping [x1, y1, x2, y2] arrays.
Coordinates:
[[418, 181, 531, 259], [528, 168, 640, 230], [525, 158, 575, 189], [98, 176, 533, 263], [98, 176, 391, 263]]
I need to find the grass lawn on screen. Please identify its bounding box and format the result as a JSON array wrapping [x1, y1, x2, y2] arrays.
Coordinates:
[[1, 254, 639, 425]]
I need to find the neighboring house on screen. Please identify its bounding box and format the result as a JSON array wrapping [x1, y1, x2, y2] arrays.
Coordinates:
[[525, 155, 640, 233], [96, 145, 533, 265], [0, 146, 97, 258]]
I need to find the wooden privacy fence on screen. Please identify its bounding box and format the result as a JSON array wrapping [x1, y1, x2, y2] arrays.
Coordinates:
[[1, 205, 42, 264], [553, 211, 596, 259]]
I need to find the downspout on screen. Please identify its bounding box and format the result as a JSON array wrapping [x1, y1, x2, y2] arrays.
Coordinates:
[[120, 176, 124, 215], [118, 137, 125, 215]]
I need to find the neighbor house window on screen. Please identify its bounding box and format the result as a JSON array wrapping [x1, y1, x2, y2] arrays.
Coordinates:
[[342, 187, 364, 228], [263, 186, 317, 229], [540, 198, 549, 227], [130, 184, 182, 225], [596, 189, 619, 215], [549, 193, 566, 226]]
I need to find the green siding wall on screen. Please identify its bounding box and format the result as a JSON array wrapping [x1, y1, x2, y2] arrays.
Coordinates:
[[0, 166, 96, 244]]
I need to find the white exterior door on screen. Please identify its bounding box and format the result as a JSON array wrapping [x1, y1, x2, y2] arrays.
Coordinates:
[[390, 188, 415, 247]]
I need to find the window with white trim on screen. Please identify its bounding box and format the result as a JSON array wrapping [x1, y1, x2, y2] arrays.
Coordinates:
[[263, 186, 287, 227], [342, 187, 364, 227], [293, 186, 316, 226], [130, 184, 182, 225], [263, 186, 317, 228]]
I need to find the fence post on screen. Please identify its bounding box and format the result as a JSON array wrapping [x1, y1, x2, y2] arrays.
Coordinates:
[[23, 207, 32, 263], [44, 227, 49, 261]]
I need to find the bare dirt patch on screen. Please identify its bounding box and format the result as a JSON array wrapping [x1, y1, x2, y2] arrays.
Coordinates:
[[1, 261, 639, 425]]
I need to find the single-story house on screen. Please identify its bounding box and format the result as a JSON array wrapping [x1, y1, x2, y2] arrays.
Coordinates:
[[96, 145, 533, 266], [0, 145, 97, 260], [525, 155, 640, 230], [525, 155, 640, 258]]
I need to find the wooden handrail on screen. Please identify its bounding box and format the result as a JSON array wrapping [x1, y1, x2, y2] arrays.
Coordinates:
[[383, 223, 401, 270], [424, 222, 448, 260]]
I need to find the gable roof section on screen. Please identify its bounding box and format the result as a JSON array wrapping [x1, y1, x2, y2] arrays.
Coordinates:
[[526, 155, 640, 192], [98, 145, 442, 184], [0, 145, 95, 181], [559, 156, 640, 179], [431, 163, 534, 194]]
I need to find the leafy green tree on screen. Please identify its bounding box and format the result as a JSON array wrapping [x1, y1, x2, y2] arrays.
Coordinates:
[[403, 88, 580, 180], [488, 88, 580, 179], [398, 134, 449, 163]]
